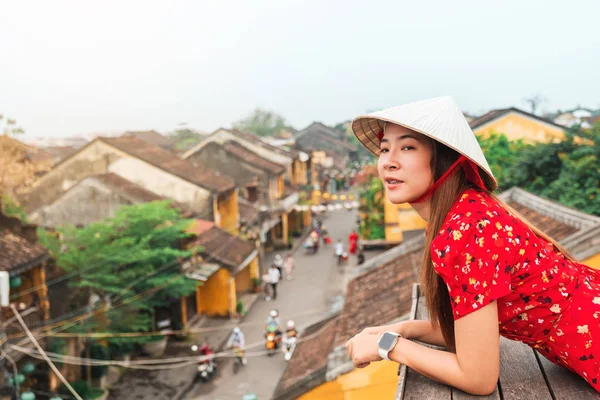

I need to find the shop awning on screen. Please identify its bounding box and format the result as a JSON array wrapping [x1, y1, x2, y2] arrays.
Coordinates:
[[184, 263, 220, 282]]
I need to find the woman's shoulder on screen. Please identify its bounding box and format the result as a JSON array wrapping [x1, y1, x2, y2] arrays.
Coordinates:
[[433, 189, 516, 248], [440, 189, 500, 229]]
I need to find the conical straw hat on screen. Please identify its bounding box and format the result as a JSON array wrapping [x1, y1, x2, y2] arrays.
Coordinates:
[[351, 96, 496, 189]]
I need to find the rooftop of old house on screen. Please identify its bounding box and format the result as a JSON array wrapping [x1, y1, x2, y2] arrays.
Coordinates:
[[189, 222, 257, 273], [100, 136, 236, 193], [0, 230, 49, 276]]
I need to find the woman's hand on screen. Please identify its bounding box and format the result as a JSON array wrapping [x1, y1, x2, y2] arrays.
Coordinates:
[[345, 328, 382, 368], [360, 321, 406, 337]]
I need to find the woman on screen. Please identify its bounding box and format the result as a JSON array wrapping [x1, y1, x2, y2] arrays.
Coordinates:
[[344, 96, 599, 394], [348, 230, 359, 255], [283, 253, 295, 280]]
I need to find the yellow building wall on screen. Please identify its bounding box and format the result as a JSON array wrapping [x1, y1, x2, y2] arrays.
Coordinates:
[[235, 265, 253, 293], [383, 198, 427, 244], [474, 113, 565, 143], [248, 256, 259, 280], [278, 175, 285, 199], [215, 190, 239, 235], [197, 268, 231, 317], [299, 360, 398, 400], [582, 253, 600, 270]]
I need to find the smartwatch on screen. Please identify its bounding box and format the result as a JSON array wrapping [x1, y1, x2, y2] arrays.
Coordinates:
[[378, 331, 401, 361]]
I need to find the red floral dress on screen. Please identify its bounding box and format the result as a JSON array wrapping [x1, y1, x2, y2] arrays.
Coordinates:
[[431, 189, 600, 391]]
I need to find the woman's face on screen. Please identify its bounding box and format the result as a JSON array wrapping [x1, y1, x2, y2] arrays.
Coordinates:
[[377, 123, 434, 204]]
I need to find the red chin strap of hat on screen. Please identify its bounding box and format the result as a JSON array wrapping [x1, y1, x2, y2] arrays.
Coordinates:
[[411, 155, 486, 203]]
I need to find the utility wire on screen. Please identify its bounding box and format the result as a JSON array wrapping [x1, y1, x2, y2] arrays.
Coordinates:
[[10, 304, 83, 400], [1, 350, 20, 398]]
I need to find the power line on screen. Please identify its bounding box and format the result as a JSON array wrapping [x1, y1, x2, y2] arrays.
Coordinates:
[[8, 313, 339, 369], [10, 304, 83, 400]]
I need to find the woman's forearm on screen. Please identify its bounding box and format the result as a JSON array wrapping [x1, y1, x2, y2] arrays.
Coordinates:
[[398, 320, 447, 347], [389, 338, 495, 395]]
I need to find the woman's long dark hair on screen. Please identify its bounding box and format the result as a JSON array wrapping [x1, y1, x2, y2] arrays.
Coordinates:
[[420, 141, 575, 351]]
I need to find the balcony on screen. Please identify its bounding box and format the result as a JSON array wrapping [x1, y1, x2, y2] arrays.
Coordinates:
[[396, 284, 598, 399]]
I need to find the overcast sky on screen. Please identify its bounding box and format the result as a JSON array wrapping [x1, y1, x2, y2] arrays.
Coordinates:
[[1, 0, 599, 138]]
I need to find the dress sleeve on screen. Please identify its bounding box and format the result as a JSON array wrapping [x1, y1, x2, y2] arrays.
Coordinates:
[[435, 216, 514, 320]]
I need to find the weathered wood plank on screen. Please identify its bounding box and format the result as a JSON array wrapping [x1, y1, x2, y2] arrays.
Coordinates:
[[404, 367, 451, 400], [498, 338, 552, 399], [536, 351, 600, 399], [396, 284, 420, 399]]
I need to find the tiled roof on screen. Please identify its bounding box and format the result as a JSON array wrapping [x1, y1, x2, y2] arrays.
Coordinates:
[[507, 201, 579, 241], [122, 130, 173, 148], [295, 122, 357, 152], [100, 137, 235, 193], [223, 140, 286, 175], [273, 315, 340, 400], [95, 173, 166, 203], [238, 200, 259, 225], [469, 107, 566, 130], [193, 226, 256, 272], [230, 129, 301, 159], [187, 219, 215, 236], [0, 230, 49, 275]]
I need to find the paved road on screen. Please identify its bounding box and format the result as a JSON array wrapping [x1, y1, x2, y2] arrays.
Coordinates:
[[189, 207, 361, 400]]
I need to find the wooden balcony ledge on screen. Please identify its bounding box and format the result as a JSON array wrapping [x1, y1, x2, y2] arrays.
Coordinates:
[[396, 284, 599, 400]]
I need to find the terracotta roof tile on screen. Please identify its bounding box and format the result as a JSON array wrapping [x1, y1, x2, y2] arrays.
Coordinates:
[[100, 137, 235, 193], [238, 201, 259, 225], [187, 219, 215, 236], [122, 130, 173, 148], [0, 230, 49, 275], [194, 226, 256, 272], [507, 201, 579, 241], [230, 129, 301, 159], [95, 173, 166, 203], [223, 140, 286, 175]]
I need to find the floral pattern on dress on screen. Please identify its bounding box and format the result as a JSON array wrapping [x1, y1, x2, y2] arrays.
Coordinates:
[[431, 189, 600, 392]]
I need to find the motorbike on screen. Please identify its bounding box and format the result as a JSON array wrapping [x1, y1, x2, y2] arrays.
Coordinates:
[[192, 344, 217, 382], [197, 359, 216, 382], [232, 347, 246, 374], [282, 335, 297, 361], [265, 325, 282, 356]]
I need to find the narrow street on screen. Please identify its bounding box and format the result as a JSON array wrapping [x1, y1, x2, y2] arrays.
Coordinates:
[[189, 206, 360, 400]]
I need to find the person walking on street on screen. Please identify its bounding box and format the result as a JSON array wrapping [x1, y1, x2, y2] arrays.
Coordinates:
[[267, 264, 281, 300], [348, 229, 359, 254], [283, 253, 295, 280], [335, 239, 345, 266]]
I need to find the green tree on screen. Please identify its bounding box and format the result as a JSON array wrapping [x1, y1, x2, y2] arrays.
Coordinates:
[[476, 133, 528, 190], [233, 108, 292, 137], [167, 124, 204, 152], [38, 201, 199, 347], [358, 176, 385, 240], [0, 114, 25, 136]]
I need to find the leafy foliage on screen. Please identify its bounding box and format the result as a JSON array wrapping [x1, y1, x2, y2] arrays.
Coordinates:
[[38, 201, 199, 346], [481, 124, 600, 216], [358, 176, 385, 240], [167, 126, 204, 152]]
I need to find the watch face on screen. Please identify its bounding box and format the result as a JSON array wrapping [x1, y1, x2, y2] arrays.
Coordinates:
[[379, 332, 397, 350]]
